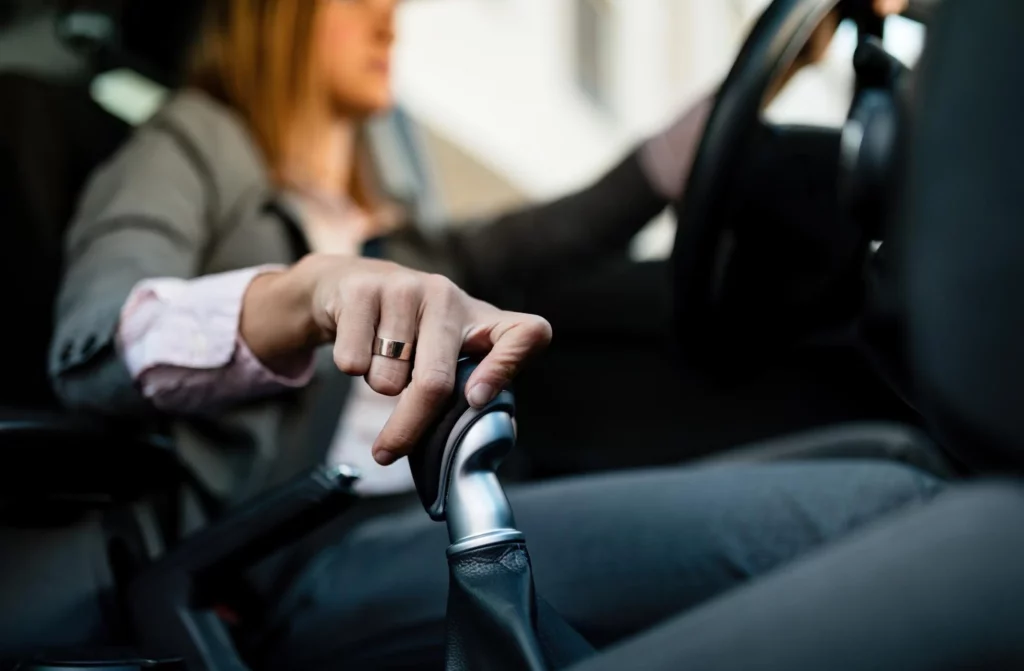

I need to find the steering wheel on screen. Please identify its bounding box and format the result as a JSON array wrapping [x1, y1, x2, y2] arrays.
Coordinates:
[[672, 0, 901, 375]]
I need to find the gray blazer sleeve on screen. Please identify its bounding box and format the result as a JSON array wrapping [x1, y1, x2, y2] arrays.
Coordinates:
[[50, 123, 211, 415], [386, 148, 668, 311]]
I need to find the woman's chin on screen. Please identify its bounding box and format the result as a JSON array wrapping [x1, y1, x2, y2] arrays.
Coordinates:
[[342, 95, 395, 119]]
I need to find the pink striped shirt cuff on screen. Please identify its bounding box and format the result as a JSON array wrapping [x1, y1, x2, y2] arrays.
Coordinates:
[[118, 265, 316, 414]]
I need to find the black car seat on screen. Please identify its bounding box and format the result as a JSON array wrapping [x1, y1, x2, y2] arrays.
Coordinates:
[[0, 76, 114, 658], [0, 67, 170, 662], [0, 72, 128, 407], [904, 0, 1024, 475], [0, 1, 195, 660], [0, 65, 356, 671]]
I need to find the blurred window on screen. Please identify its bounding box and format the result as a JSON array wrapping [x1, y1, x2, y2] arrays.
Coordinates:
[[880, 14, 927, 67], [575, 0, 612, 109]]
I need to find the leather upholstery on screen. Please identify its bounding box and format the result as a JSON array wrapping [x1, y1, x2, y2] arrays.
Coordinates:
[[445, 543, 546, 671], [444, 542, 594, 671], [444, 542, 595, 670]]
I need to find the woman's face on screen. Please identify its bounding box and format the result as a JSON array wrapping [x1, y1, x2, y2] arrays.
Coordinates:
[[314, 0, 398, 118]]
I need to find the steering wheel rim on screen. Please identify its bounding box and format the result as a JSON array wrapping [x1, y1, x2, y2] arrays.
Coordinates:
[[672, 0, 844, 372]]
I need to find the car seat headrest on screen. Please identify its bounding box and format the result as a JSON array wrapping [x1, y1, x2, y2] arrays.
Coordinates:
[[55, 0, 123, 64], [57, 0, 203, 86], [0, 72, 129, 406]]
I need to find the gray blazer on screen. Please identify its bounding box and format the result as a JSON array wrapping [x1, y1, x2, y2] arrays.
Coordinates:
[[50, 89, 667, 506]]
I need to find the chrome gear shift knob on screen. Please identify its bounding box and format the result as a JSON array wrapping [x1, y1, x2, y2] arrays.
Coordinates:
[[442, 408, 522, 554], [408, 358, 522, 554]]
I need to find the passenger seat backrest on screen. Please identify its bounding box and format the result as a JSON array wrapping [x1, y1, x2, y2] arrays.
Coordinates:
[[905, 0, 1024, 472], [0, 72, 129, 406], [58, 0, 204, 86]]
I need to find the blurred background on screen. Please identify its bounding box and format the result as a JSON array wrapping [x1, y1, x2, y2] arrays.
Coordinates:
[[391, 0, 925, 258], [1, 0, 925, 257]]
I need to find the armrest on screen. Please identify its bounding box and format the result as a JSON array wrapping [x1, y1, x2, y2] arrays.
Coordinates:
[[0, 406, 182, 506], [127, 466, 360, 670]]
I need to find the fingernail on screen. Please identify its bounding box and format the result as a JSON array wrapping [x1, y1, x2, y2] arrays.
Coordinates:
[[468, 383, 495, 408], [373, 448, 397, 466]]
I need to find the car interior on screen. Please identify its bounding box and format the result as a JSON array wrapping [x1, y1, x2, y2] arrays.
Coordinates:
[[3, 0, 1015, 667]]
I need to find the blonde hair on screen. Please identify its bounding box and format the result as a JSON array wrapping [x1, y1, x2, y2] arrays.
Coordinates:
[[187, 0, 377, 208], [188, 0, 318, 178]]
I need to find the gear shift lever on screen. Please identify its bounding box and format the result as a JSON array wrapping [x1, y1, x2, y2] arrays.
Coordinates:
[[409, 358, 520, 550], [409, 358, 593, 671]]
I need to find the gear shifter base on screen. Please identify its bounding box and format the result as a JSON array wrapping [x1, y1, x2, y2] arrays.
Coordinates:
[[448, 529, 523, 557], [445, 542, 547, 671]]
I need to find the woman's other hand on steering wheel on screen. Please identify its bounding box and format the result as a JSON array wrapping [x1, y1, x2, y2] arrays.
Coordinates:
[[649, 0, 909, 200], [873, 0, 909, 17], [240, 254, 552, 466], [779, 0, 910, 88], [807, 0, 910, 66]]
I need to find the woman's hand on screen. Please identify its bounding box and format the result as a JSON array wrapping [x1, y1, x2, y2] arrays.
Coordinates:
[[241, 254, 552, 465], [873, 0, 909, 16], [801, 0, 910, 67], [768, 0, 910, 101]]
